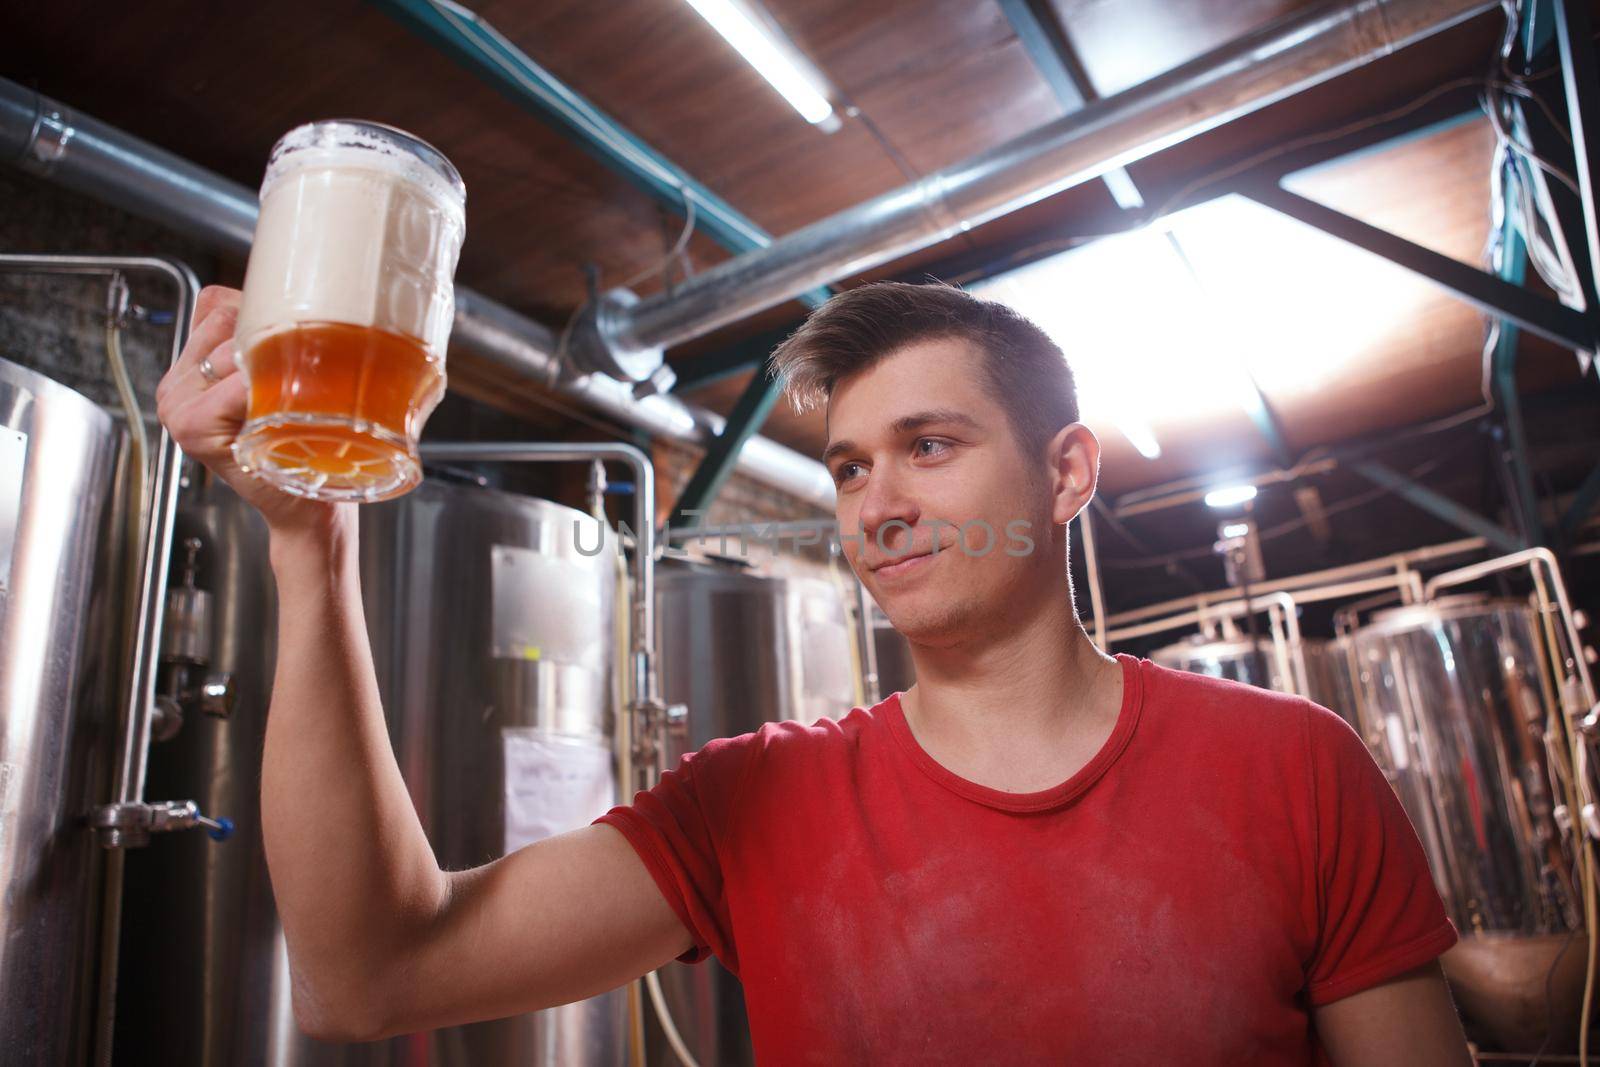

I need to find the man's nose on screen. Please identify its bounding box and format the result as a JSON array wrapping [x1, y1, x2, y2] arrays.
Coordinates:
[[857, 464, 921, 547]]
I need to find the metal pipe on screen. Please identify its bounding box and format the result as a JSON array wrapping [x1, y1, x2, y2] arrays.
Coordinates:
[[1423, 547, 1597, 703], [0, 253, 198, 1067], [1099, 537, 1486, 630], [0, 77, 838, 512], [0, 254, 199, 822], [604, 0, 1498, 354], [1106, 590, 1299, 645], [1112, 591, 1314, 700], [451, 295, 839, 509], [0, 87, 257, 254], [418, 440, 659, 703], [1078, 508, 1107, 649], [854, 579, 882, 707]]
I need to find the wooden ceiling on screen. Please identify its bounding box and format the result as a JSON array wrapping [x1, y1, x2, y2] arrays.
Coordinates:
[[0, 0, 1584, 495]]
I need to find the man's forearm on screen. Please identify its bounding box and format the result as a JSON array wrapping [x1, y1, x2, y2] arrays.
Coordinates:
[[260, 520, 446, 1034]]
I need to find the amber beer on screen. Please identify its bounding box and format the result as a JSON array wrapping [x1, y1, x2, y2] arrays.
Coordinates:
[[232, 120, 465, 502]]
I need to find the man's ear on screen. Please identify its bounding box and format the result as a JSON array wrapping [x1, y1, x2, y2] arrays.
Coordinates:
[[1048, 423, 1101, 526]]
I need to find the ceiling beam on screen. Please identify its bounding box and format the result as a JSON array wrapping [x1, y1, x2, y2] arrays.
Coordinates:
[[374, 0, 831, 308], [1241, 181, 1596, 352], [669, 368, 788, 527], [997, 0, 1144, 209], [1554, 0, 1600, 345], [1349, 460, 1524, 552]]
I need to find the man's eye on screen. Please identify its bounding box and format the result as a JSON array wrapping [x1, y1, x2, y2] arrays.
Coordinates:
[[915, 438, 950, 458], [836, 461, 864, 483]]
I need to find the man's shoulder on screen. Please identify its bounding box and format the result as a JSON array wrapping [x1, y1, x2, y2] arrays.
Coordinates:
[[1142, 657, 1308, 712], [690, 700, 882, 771], [1137, 657, 1317, 750]]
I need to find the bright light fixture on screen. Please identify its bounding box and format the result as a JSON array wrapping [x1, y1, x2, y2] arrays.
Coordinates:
[[1205, 485, 1258, 509], [684, 0, 835, 126], [1219, 521, 1252, 539]]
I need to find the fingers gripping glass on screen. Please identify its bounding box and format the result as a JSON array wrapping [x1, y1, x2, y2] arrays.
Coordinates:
[[231, 120, 466, 503]]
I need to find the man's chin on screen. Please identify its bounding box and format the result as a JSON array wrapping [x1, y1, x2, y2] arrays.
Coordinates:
[[879, 594, 972, 647]]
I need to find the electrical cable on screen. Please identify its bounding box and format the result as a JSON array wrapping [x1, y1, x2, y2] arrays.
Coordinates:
[[620, 191, 699, 294], [554, 188, 698, 379], [646, 969, 702, 1067]]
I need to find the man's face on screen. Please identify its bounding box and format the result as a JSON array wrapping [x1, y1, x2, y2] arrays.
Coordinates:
[[824, 338, 1066, 644]]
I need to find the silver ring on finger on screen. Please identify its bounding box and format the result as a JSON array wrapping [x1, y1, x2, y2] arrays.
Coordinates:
[[198, 355, 220, 388]]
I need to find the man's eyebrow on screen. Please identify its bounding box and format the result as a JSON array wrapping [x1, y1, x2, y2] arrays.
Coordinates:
[[889, 409, 981, 435], [822, 410, 981, 464], [822, 438, 857, 466]]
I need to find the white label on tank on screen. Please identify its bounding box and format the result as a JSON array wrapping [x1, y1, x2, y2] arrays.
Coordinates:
[[489, 543, 604, 672], [501, 729, 615, 857], [0, 426, 26, 594]]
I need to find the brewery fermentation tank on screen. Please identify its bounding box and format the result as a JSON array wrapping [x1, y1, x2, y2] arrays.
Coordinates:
[[1344, 596, 1584, 1050], [1150, 633, 1290, 691], [361, 478, 625, 1064], [650, 558, 860, 1067], [871, 609, 916, 696], [1148, 632, 1350, 720], [116, 475, 627, 1065], [658, 559, 859, 736], [0, 357, 122, 1064]]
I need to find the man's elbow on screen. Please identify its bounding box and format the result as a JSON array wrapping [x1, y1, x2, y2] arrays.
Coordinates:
[[291, 971, 394, 1044]]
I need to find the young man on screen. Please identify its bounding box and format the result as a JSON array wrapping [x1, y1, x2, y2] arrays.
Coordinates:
[[158, 281, 1470, 1065]]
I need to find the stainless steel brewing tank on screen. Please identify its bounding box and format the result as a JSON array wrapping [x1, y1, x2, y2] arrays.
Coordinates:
[[872, 613, 916, 696], [115, 476, 626, 1066], [1148, 633, 1353, 722], [360, 479, 625, 1065], [650, 559, 860, 1067], [0, 358, 121, 1065], [656, 559, 858, 735], [1345, 596, 1583, 1051], [1150, 633, 1288, 690]]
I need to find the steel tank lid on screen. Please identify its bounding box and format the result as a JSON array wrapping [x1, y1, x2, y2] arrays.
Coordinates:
[[1360, 593, 1530, 637], [0, 354, 116, 433], [656, 552, 806, 593], [1150, 633, 1281, 665]]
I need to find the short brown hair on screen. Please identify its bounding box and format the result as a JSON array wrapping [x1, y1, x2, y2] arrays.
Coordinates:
[[770, 281, 1079, 458]]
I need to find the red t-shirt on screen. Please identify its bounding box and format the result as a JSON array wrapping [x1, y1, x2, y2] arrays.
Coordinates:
[[596, 654, 1456, 1065]]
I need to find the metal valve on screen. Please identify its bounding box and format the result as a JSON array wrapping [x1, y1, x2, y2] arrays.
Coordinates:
[[155, 536, 237, 736], [92, 799, 235, 849], [196, 672, 237, 719], [150, 695, 185, 742], [163, 537, 213, 666]]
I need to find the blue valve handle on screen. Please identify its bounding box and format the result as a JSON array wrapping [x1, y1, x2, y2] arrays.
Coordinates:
[[197, 814, 234, 842]]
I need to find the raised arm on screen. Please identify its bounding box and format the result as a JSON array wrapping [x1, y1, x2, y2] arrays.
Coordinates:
[[157, 286, 692, 1041], [1312, 962, 1472, 1067]]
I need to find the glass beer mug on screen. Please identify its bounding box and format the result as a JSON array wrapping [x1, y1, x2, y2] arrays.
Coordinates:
[[232, 120, 465, 502]]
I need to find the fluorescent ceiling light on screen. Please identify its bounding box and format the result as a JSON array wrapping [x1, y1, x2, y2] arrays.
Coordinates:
[[684, 0, 835, 126], [1205, 485, 1258, 509]]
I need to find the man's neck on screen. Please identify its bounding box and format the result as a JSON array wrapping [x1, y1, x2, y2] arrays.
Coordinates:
[[898, 594, 1124, 794]]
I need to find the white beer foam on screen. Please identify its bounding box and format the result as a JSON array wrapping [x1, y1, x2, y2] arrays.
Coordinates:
[[236, 142, 465, 360]]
